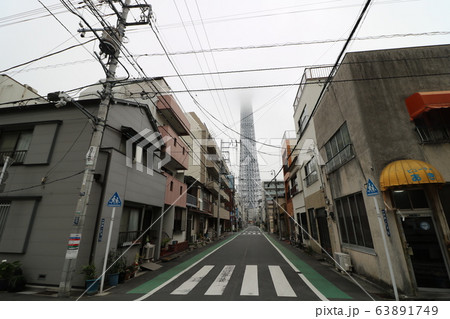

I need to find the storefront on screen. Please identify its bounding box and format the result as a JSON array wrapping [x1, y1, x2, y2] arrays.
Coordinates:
[[380, 159, 450, 292]]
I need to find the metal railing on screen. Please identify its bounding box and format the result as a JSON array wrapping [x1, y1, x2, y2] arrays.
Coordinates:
[[0, 150, 27, 164], [187, 194, 197, 207], [325, 144, 354, 173], [415, 126, 450, 143], [118, 231, 142, 247], [304, 170, 319, 187]]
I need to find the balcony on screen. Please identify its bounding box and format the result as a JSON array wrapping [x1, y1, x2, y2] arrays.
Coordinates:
[[187, 193, 198, 207], [206, 180, 219, 195], [158, 125, 189, 170], [156, 95, 190, 136], [163, 172, 187, 207], [219, 206, 230, 220], [199, 199, 213, 215], [0, 150, 27, 164]]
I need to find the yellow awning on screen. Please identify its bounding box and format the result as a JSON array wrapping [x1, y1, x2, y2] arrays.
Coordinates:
[[380, 159, 445, 191]]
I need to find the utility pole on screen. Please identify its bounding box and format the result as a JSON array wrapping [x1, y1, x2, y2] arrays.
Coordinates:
[[217, 161, 221, 239], [58, 0, 134, 297], [270, 170, 281, 240]]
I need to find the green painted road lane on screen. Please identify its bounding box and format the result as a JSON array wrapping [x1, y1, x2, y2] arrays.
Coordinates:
[[127, 233, 239, 295], [264, 233, 351, 299]]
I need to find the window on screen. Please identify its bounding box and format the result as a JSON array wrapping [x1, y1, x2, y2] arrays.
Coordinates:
[[290, 175, 299, 196], [324, 123, 354, 173], [0, 201, 11, 239], [391, 189, 429, 210], [118, 206, 142, 246], [414, 109, 450, 143], [173, 208, 186, 232], [298, 106, 309, 135], [335, 192, 373, 248], [304, 158, 318, 186], [0, 130, 33, 164]]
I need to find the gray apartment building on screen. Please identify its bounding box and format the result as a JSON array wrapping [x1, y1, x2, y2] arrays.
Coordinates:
[[0, 80, 171, 290]]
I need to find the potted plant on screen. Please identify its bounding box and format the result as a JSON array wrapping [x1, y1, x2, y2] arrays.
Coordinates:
[[0, 261, 26, 292], [80, 264, 99, 295], [0, 260, 12, 291], [107, 250, 125, 286]]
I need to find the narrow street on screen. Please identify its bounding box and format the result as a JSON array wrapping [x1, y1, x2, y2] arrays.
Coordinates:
[[123, 226, 377, 301]]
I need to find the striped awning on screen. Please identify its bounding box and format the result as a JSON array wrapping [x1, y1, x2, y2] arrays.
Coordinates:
[[380, 159, 445, 191]]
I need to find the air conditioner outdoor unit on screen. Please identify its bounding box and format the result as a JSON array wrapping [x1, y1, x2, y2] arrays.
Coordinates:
[[143, 243, 155, 262], [333, 252, 352, 272]]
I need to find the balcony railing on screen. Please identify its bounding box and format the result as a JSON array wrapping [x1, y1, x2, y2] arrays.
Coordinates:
[[0, 150, 27, 164], [325, 144, 354, 173], [415, 126, 450, 143], [187, 194, 197, 207], [304, 170, 319, 187], [118, 231, 142, 247]]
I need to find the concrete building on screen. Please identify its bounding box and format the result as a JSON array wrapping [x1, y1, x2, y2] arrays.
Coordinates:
[[262, 180, 285, 234], [183, 112, 232, 241], [0, 74, 46, 108], [0, 79, 168, 290], [81, 77, 191, 257], [289, 65, 335, 254], [313, 44, 450, 296]]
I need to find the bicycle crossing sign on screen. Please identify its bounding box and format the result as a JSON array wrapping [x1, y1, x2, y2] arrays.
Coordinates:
[[366, 179, 379, 197], [107, 192, 122, 207]]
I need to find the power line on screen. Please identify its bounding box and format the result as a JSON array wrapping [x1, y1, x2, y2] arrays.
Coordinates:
[[0, 39, 95, 73], [133, 31, 450, 57], [271, 0, 374, 182], [11, 32, 449, 74]]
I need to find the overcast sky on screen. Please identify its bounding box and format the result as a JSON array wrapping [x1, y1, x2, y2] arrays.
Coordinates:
[[1, 0, 450, 182]]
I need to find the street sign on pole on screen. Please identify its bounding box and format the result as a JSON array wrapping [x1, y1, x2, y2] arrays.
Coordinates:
[[107, 192, 122, 207], [100, 192, 121, 294], [366, 178, 379, 196]]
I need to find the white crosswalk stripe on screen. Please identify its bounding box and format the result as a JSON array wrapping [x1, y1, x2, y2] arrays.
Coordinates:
[[171, 265, 214, 295], [242, 231, 261, 235], [240, 265, 259, 296], [170, 264, 296, 298], [269, 265, 297, 297], [205, 265, 235, 295]]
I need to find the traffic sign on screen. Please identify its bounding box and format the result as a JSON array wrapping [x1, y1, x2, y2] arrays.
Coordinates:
[[107, 192, 122, 207], [366, 179, 379, 196]]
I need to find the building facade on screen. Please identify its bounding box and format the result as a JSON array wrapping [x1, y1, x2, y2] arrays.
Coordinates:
[[312, 44, 450, 296]]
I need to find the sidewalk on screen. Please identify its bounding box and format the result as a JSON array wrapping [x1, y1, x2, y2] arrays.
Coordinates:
[[0, 231, 235, 301]]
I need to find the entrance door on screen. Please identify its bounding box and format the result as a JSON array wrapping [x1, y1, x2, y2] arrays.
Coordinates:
[[316, 208, 332, 255], [402, 215, 450, 289]]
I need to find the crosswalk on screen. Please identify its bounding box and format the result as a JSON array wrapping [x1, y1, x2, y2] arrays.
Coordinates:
[[170, 264, 297, 297], [241, 231, 262, 235]]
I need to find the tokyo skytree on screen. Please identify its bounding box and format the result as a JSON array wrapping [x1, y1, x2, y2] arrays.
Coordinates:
[[239, 104, 262, 221]]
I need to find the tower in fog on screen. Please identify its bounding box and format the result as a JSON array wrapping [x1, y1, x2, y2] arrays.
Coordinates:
[[239, 104, 262, 222]]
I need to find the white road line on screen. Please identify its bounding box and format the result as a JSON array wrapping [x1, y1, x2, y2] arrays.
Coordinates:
[[134, 235, 239, 301], [262, 232, 328, 301], [240, 265, 259, 296], [171, 265, 214, 295], [205, 265, 235, 295], [268, 265, 297, 297]]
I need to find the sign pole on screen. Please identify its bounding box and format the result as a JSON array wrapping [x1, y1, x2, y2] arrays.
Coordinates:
[[99, 206, 115, 294], [99, 192, 121, 293], [367, 179, 399, 301]]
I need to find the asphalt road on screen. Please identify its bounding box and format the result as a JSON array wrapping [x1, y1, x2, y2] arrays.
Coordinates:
[[126, 226, 376, 301], [0, 226, 385, 302]]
